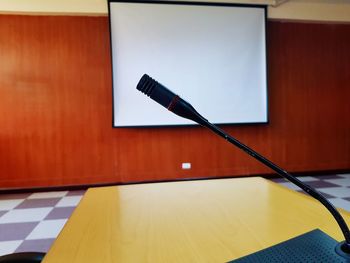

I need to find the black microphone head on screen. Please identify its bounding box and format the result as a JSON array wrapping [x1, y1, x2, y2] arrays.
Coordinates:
[[136, 74, 177, 109], [136, 74, 208, 126], [136, 74, 157, 96]]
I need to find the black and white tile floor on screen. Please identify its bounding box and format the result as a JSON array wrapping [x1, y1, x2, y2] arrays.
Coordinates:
[[269, 173, 350, 212], [0, 174, 349, 256], [0, 190, 85, 256]]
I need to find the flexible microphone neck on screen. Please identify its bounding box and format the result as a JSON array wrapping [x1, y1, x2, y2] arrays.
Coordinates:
[[137, 74, 350, 256]]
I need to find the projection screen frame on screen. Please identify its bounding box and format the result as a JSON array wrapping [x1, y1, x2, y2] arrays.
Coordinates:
[[108, 0, 269, 128]]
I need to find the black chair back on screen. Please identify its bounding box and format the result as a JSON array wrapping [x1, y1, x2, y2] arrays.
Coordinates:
[[0, 252, 45, 263]]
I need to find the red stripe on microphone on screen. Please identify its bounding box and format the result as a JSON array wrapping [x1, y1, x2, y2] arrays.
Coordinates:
[[167, 95, 180, 111]]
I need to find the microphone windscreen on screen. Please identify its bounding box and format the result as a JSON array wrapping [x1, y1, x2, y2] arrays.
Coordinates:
[[136, 74, 176, 109]]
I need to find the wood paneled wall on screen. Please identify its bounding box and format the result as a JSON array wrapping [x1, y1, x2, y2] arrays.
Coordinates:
[[0, 15, 349, 188]]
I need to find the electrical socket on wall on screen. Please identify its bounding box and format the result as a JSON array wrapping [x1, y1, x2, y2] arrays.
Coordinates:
[[182, 163, 191, 169]]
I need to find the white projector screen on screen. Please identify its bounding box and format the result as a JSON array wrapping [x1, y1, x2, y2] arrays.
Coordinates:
[[109, 1, 268, 127]]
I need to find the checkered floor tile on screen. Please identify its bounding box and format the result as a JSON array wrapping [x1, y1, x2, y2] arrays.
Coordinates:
[[0, 190, 85, 256], [0, 174, 349, 256], [269, 173, 350, 212]]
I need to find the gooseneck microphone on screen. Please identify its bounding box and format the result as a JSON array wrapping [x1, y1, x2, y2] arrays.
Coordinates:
[[136, 74, 209, 126], [137, 74, 350, 259]]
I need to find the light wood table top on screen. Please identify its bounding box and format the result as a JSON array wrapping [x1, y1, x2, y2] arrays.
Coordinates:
[[43, 177, 350, 263]]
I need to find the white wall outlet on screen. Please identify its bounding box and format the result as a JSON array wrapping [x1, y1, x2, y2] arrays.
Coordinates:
[[182, 163, 191, 169]]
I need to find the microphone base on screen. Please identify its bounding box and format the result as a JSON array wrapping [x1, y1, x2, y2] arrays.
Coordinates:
[[229, 229, 350, 262]]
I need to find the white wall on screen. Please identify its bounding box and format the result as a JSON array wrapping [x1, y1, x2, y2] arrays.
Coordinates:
[[0, 0, 350, 22], [0, 0, 107, 15], [269, 0, 350, 22]]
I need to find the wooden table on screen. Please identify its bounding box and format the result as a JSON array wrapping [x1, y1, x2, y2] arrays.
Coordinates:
[[42, 177, 350, 262]]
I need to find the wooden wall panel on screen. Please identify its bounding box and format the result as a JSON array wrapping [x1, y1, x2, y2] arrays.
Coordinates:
[[0, 16, 349, 188], [0, 15, 115, 187]]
